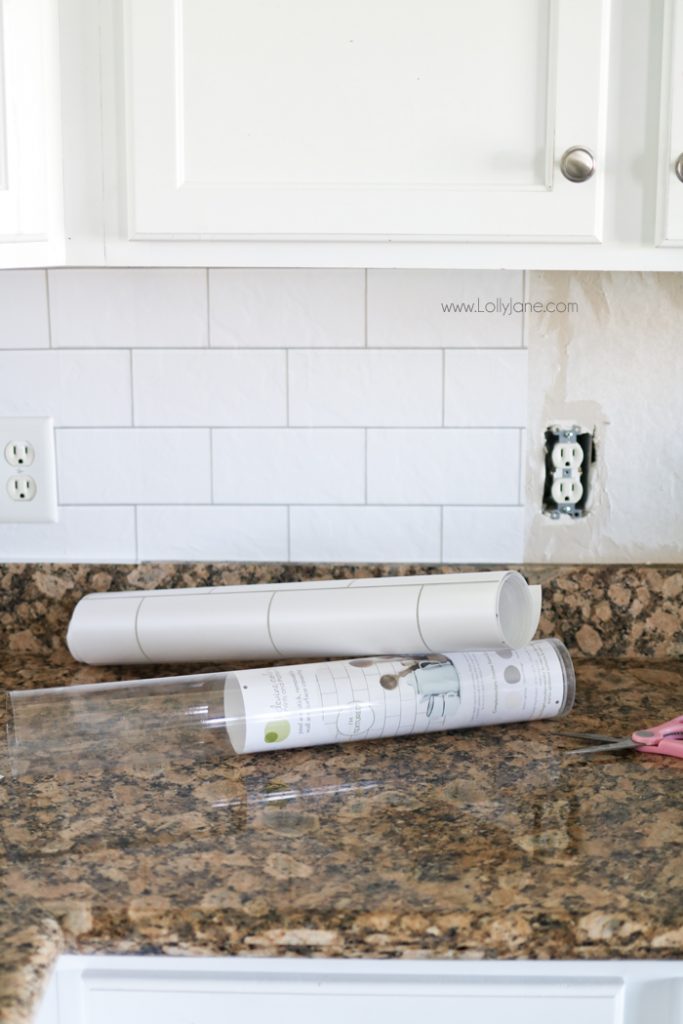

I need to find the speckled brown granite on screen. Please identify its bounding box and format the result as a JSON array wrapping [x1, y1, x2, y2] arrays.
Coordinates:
[[0, 896, 62, 1024], [0, 563, 682, 661], [0, 565, 682, 1023]]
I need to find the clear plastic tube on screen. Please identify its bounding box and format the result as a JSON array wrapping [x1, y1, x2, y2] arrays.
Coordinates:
[[6, 672, 228, 776], [6, 640, 574, 775]]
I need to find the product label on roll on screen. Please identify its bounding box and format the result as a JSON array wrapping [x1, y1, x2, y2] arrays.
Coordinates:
[[225, 640, 569, 755]]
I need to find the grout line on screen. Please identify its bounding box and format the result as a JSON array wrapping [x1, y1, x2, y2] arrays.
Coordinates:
[[363, 269, 368, 347], [0, 345, 523, 353], [209, 428, 215, 503], [286, 505, 291, 559], [206, 269, 211, 347], [441, 349, 446, 426], [49, 502, 291, 512], [57, 501, 526, 509], [0, 558, 118, 566], [285, 349, 290, 425], [54, 424, 525, 432], [517, 428, 524, 504], [129, 350, 135, 425], [439, 506, 444, 562], [45, 271, 53, 348], [0, 556, 513, 566], [134, 505, 139, 563], [364, 429, 368, 503]]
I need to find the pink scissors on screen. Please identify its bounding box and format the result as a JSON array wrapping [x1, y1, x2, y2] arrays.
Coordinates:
[[563, 714, 683, 759]]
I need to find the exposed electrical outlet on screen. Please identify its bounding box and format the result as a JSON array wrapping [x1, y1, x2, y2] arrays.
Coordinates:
[[543, 425, 594, 520], [550, 476, 584, 505], [0, 417, 58, 523], [550, 442, 584, 473]]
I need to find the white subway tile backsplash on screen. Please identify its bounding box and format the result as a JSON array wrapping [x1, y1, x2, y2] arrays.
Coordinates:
[[137, 506, 288, 560], [209, 269, 364, 347], [444, 350, 527, 426], [0, 267, 539, 564], [213, 429, 365, 504], [133, 350, 287, 426], [442, 506, 525, 563], [0, 351, 131, 425], [290, 506, 441, 562], [367, 270, 523, 348], [0, 271, 50, 348], [289, 349, 442, 426], [48, 270, 208, 348], [0, 507, 136, 562], [57, 429, 211, 504], [367, 429, 519, 504]]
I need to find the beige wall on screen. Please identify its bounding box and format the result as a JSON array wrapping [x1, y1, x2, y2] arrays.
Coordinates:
[[525, 272, 683, 563]]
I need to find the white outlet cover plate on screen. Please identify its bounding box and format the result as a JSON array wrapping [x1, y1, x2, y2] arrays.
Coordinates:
[[0, 417, 58, 523]]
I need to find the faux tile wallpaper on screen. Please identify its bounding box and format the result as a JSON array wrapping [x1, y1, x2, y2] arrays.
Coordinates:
[[0, 268, 527, 562], [5, 269, 680, 565]]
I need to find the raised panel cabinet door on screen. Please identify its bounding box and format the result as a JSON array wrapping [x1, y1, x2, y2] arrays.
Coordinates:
[[119, 0, 610, 243], [0, 0, 63, 266], [657, 0, 683, 244]]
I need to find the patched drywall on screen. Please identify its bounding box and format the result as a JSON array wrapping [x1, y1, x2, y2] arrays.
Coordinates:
[[524, 271, 683, 563]]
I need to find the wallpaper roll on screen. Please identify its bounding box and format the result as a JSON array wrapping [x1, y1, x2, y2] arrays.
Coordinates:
[[66, 571, 542, 666]]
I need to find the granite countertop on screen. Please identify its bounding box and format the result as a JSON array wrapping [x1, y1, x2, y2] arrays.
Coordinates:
[[1, 564, 682, 1024]]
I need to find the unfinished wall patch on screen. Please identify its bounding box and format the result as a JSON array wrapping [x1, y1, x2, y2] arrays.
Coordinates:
[[524, 271, 683, 563]]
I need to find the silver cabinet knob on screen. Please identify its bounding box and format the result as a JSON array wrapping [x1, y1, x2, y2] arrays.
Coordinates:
[[559, 146, 595, 183], [675, 154, 683, 183]]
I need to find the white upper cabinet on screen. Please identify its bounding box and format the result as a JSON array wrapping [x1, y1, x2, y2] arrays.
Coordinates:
[[657, 0, 683, 245], [0, 0, 63, 267], [119, 0, 609, 244], [4, 0, 683, 268]]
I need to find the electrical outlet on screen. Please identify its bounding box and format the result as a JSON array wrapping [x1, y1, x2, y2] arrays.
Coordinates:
[[4, 440, 35, 467], [550, 476, 584, 505], [550, 442, 584, 472], [0, 417, 58, 523], [543, 425, 593, 519], [7, 475, 38, 502]]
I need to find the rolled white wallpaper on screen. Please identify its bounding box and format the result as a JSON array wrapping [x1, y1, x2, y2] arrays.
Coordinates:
[[66, 571, 542, 666]]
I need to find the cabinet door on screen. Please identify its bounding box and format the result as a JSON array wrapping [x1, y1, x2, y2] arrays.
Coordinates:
[[0, 0, 63, 266], [657, 0, 683, 244], [118, 0, 609, 244], [46, 958, 625, 1024]]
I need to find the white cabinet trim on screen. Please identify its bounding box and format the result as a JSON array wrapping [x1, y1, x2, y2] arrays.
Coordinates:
[[0, 0, 63, 267], [656, 0, 683, 245], [35, 955, 683, 1024]]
